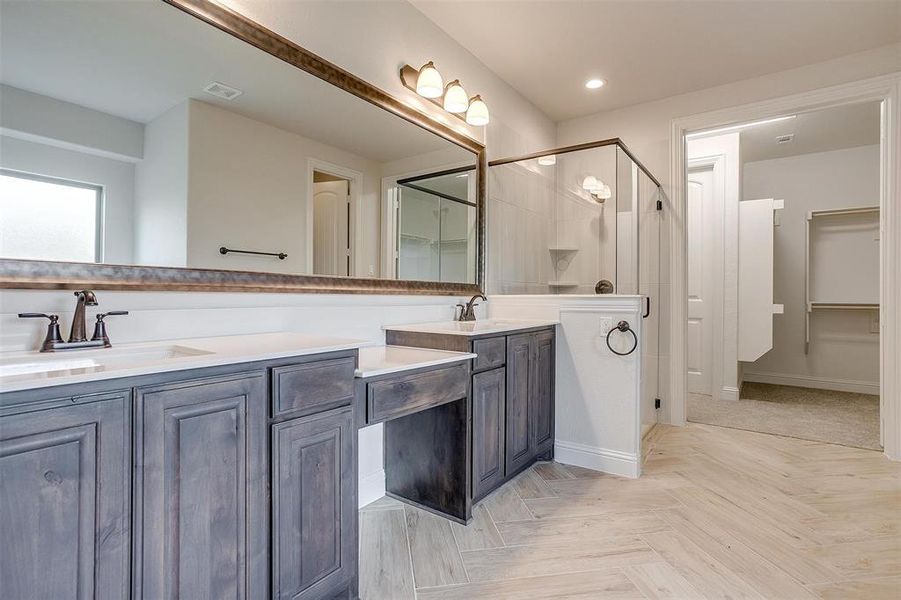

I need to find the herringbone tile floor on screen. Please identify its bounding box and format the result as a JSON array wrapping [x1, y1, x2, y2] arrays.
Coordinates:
[[359, 423, 900, 599]]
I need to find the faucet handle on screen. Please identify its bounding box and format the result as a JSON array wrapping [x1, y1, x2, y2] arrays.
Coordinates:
[[19, 313, 64, 351], [91, 311, 128, 347], [97, 311, 129, 319], [18, 312, 59, 321]]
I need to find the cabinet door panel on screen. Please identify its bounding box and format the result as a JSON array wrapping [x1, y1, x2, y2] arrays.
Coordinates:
[[272, 407, 355, 600], [0, 393, 130, 600], [505, 333, 532, 475], [530, 330, 555, 454], [136, 373, 267, 600], [472, 368, 505, 500]]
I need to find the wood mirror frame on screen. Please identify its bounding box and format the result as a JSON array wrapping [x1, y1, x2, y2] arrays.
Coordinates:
[[0, 0, 486, 296]]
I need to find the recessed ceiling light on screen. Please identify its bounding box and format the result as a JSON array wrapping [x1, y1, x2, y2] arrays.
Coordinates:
[[585, 78, 605, 90]]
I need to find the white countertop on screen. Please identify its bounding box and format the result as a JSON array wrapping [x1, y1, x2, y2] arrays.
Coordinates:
[[384, 318, 559, 337], [356, 345, 476, 378], [0, 332, 368, 393]]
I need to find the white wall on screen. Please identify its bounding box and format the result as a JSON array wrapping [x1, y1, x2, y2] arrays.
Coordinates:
[[184, 100, 382, 274], [556, 43, 900, 422], [134, 101, 189, 267], [742, 144, 880, 392], [0, 84, 143, 161]]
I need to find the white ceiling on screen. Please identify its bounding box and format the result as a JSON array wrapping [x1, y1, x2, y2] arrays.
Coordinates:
[[736, 101, 881, 163], [0, 1, 469, 164], [411, 0, 901, 121]]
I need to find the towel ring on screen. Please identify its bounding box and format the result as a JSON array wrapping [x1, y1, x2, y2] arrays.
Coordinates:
[[606, 320, 638, 356]]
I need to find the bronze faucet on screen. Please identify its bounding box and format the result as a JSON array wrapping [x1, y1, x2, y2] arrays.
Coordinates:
[[457, 294, 487, 322], [18, 290, 128, 352], [69, 290, 98, 342]]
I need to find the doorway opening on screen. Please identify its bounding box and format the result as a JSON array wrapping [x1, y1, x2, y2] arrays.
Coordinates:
[[684, 101, 883, 450], [312, 170, 353, 277]]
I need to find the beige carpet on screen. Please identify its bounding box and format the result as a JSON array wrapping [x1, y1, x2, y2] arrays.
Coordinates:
[[688, 382, 881, 450]]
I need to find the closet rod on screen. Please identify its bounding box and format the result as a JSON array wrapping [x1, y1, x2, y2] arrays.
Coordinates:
[[807, 206, 879, 219], [809, 302, 878, 310]]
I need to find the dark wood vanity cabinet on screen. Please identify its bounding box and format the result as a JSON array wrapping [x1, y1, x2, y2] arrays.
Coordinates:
[[504, 330, 555, 480], [386, 325, 555, 502], [272, 407, 355, 600], [530, 329, 556, 455], [0, 349, 359, 600], [0, 391, 131, 600], [133, 372, 269, 599], [471, 367, 506, 499]]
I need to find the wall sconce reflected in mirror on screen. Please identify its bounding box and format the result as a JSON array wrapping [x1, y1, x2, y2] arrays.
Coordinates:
[[582, 175, 610, 203], [537, 155, 556, 166], [401, 62, 490, 127]]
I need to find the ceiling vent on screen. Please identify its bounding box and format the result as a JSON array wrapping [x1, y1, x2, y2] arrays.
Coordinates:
[[203, 81, 243, 101], [776, 134, 794, 144]]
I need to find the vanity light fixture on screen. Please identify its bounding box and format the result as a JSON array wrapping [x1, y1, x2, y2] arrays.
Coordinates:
[[415, 61, 444, 98], [400, 62, 490, 126], [465, 95, 490, 126], [582, 175, 599, 191], [538, 155, 556, 166], [443, 80, 469, 113], [585, 78, 605, 89]]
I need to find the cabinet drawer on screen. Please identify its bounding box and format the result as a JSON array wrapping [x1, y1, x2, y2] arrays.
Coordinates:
[[472, 336, 506, 371], [367, 363, 468, 424], [271, 357, 355, 419]]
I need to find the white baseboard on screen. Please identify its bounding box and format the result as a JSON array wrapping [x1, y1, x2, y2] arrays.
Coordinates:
[[555, 440, 639, 478], [743, 371, 879, 395], [720, 386, 740, 401], [358, 468, 386, 509]]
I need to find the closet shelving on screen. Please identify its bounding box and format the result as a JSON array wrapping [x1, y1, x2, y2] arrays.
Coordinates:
[[804, 205, 880, 354]]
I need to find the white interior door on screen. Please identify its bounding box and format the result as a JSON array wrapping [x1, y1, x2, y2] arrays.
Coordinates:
[[313, 179, 350, 276], [686, 167, 716, 395]]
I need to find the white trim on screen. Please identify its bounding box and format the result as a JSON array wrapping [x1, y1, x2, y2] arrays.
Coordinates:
[[669, 72, 901, 460], [720, 386, 740, 401], [357, 468, 386, 509], [306, 159, 364, 277], [554, 440, 639, 479], [743, 371, 880, 396]]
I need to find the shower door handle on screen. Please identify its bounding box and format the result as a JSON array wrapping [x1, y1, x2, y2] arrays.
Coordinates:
[[642, 296, 651, 318]]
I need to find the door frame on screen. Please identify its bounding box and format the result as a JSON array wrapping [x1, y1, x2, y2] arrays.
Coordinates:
[[668, 72, 901, 460], [307, 159, 363, 276]]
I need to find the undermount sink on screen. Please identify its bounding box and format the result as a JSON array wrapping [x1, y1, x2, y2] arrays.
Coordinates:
[[0, 344, 212, 378]]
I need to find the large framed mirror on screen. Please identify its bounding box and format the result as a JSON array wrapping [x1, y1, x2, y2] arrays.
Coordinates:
[[0, 0, 485, 295]]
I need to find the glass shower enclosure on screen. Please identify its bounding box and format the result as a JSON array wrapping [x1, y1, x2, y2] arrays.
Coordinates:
[[488, 139, 664, 437], [395, 168, 477, 283]]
